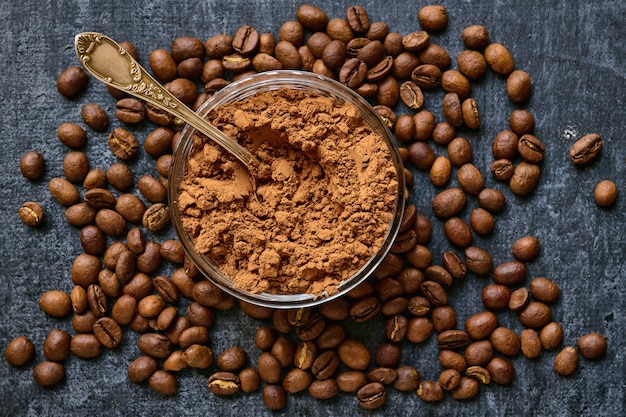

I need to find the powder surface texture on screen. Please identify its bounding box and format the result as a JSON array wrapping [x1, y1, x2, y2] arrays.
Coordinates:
[[177, 88, 398, 296]]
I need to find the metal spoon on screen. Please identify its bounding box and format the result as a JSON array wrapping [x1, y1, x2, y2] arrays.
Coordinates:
[[74, 32, 256, 170]]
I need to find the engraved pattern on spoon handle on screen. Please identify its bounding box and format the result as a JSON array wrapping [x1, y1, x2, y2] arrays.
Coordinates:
[[74, 32, 254, 167]]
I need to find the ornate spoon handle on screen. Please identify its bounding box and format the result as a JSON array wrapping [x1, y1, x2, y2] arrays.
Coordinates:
[[74, 32, 255, 168]]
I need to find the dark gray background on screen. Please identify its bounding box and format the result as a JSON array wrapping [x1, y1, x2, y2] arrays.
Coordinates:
[[0, 0, 624, 416]]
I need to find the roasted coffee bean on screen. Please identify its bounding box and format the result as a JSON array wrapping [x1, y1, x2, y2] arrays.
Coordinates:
[[444, 217, 472, 248], [296, 4, 328, 31], [57, 65, 88, 98], [462, 98, 481, 129], [18, 201, 44, 227], [539, 322, 563, 350], [111, 294, 137, 326], [366, 21, 389, 41], [312, 350, 340, 380], [577, 333, 608, 359], [417, 380, 445, 402], [411, 64, 442, 88], [346, 5, 370, 33], [152, 276, 178, 304], [442, 92, 463, 126], [511, 235, 541, 261], [465, 311, 498, 340], [42, 329, 71, 364], [432, 188, 466, 218], [437, 330, 470, 350], [392, 51, 421, 79], [271, 336, 295, 368], [554, 346, 578, 376], [142, 203, 170, 232], [399, 81, 424, 110], [569, 133, 602, 164], [413, 109, 436, 141], [72, 310, 97, 333], [517, 134, 545, 163], [79, 225, 106, 255], [518, 301, 552, 328], [138, 333, 171, 359], [431, 122, 456, 146], [167, 78, 198, 104], [178, 57, 203, 79], [595, 180, 618, 207], [356, 39, 383, 67], [484, 43, 514, 75], [493, 261, 527, 286], [447, 136, 472, 167], [457, 50, 487, 80], [407, 295, 431, 316], [95, 208, 126, 236], [407, 141, 435, 170], [430, 156, 452, 186], [170, 36, 204, 62], [452, 376, 480, 400], [442, 69, 471, 98], [490, 159, 514, 181], [178, 326, 210, 350], [81, 103, 108, 131], [87, 284, 108, 318], [149, 49, 177, 82], [347, 37, 371, 57], [510, 161, 541, 195], [462, 25, 489, 49], [127, 356, 158, 383], [439, 368, 461, 390], [376, 75, 400, 107], [163, 351, 186, 372], [207, 371, 241, 395], [520, 329, 542, 359], [102, 241, 128, 270], [385, 315, 408, 342], [71, 285, 88, 314], [258, 352, 282, 384], [293, 340, 316, 370], [374, 105, 396, 128], [529, 277, 560, 303], [492, 129, 519, 160], [335, 371, 367, 393], [355, 381, 386, 409], [510, 109, 535, 135], [138, 294, 166, 318], [107, 128, 138, 160], [49, 177, 80, 206], [183, 344, 213, 369], [262, 384, 287, 411], [83, 188, 115, 210], [282, 368, 312, 394], [482, 284, 511, 310], [458, 163, 484, 195], [418, 42, 450, 69], [367, 367, 397, 386], [464, 340, 494, 366], [235, 368, 260, 393], [373, 342, 402, 369], [442, 251, 466, 279], [327, 17, 354, 43], [420, 280, 448, 306], [338, 339, 371, 371], [321, 39, 347, 71], [490, 327, 521, 356], [507, 70, 532, 102], [115, 194, 146, 224], [136, 241, 162, 274], [466, 365, 492, 385], [149, 370, 177, 395], [98, 269, 120, 297], [349, 296, 380, 323], [39, 290, 71, 318], [487, 357, 515, 385], [338, 58, 367, 89], [406, 317, 433, 343], [115, 98, 145, 124], [70, 333, 102, 359], [425, 265, 453, 287], [274, 40, 302, 69], [106, 162, 133, 192], [438, 349, 467, 373], [83, 168, 107, 190], [32, 361, 65, 386], [432, 305, 456, 333], [509, 287, 530, 311], [20, 151, 45, 181], [231, 25, 259, 56], [5, 336, 35, 366], [93, 317, 123, 348]]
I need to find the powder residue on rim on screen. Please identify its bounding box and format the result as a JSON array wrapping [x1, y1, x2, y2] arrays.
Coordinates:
[[177, 88, 398, 296]]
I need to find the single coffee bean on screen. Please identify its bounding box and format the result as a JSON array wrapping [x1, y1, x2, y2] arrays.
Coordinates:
[[128, 356, 157, 383], [183, 344, 213, 369], [437, 330, 470, 350], [442, 69, 471, 98], [442, 92, 463, 126], [357, 381, 386, 409], [451, 376, 480, 400], [145, 128, 174, 157], [385, 315, 408, 342], [421, 280, 448, 306], [510, 162, 541, 196], [487, 357, 515, 385], [462, 25, 490, 49], [18, 201, 45, 227], [95, 208, 126, 236], [465, 311, 498, 340], [138, 294, 166, 318], [492, 261, 527, 286], [271, 336, 295, 368], [215, 347, 247, 373], [108, 128, 139, 160], [406, 244, 433, 270], [490, 159, 514, 181], [366, 21, 389, 41], [149, 370, 178, 395], [49, 177, 80, 206], [418, 4, 448, 31], [520, 329, 542, 359], [98, 268, 120, 297], [406, 317, 433, 343], [393, 366, 421, 392], [70, 333, 102, 359], [518, 301, 552, 328], [20, 151, 45, 180], [349, 296, 380, 323], [458, 163, 484, 195], [511, 236, 541, 261], [439, 368, 461, 390], [258, 351, 282, 384], [407, 141, 435, 171], [115, 194, 147, 224], [490, 327, 521, 356], [311, 350, 340, 380], [346, 5, 370, 33], [138, 333, 172, 359], [107, 162, 134, 192], [509, 287, 530, 311], [418, 42, 450, 69], [79, 225, 106, 255], [294, 312, 326, 341], [236, 367, 260, 393], [207, 371, 240, 395], [115, 97, 144, 123], [417, 380, 445, 402], [466, 365, 491, 384], [376, 75, 400, 107], [507, 69, 532, 102], [231, 25, 259, 55], [493, 129, 519, 160], [72, 310, 97, 334], [84, 188, 116, 210], [539, 322, 564, 350], [399, 81, 424, 110], [464, 340, 494, 366], [5, 336, 35, 366], [482, 284, 511, 310], [39, 290, 71, 318], [93, 317, 123, 348], [87, 284, 108, 318], [43, 329, 72, 362], [438, 350, 467, 373], [594, 179, 618, 207], [464, 246, 493, 275], [554, 346, 578, 376], [569, 133, 602, 165], [529, 277, 560, 303], [149, 49, 177, 81], [81, 103, 108, 131], [484, 43, 514, 75], [83, 168, 107, 190], [374, 342, 402, 369], [338, 57, 367, 89], [71, 285, 88, 314], [462, 97, 481, 129], [576, 333, 608, 359], [262, 384, 287, 411], [282, 368, 312, 394], [57, 65, 88, 98], [414, 109, 436, 141], [447, 136, 473, 166], [327, 17, 354, 43], [356, 39, 383, 67], [110, 294, 137, 326], [430, 156, 452, 186], [411, 64, 442, 88], [457, 50, 487, 80], [369, 367, 398, 386], [517, 134, 545, 163], [142, 203, 170, 232], [431, 188, 466, 218], [432, 305, 456, 333], [442, 251, 466, 280], [444, 217, 472, 248], [32, 361, 65, 386], [296, 4, 328, 31], [338, 339, 371, 371], [510, 109, 535, 135]]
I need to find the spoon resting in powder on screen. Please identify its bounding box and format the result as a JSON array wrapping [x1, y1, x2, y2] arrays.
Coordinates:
[[74, 32, 259, 174]]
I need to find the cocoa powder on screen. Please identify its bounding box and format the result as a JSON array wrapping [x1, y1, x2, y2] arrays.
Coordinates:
[[177, 88, 397, 296]]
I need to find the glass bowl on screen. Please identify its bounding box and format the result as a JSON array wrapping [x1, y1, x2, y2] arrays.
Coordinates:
[[169, 70, 405, 309]]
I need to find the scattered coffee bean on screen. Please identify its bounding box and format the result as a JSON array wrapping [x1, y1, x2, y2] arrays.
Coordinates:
[[594, 179, 617, 207], [5, 336, 35, 366], [32, 361, 65, 386], [554, 346, 578, 376], [569, 133, 602, 165], [18, 201, 45, 227], [576, 333, 608, 359]]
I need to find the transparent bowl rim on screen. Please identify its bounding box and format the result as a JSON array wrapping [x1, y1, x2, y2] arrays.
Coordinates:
[[168, 70, 406, 309]]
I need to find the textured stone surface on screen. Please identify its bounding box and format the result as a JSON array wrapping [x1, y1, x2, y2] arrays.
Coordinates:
[[0, 0, 624, 416]]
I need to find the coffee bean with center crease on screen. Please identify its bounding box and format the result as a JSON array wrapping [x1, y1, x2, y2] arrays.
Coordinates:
[[93, 317, 123, 348], [312, 350, 340, 380], [142, 203, 170, 232], [357, 382, 386, 409], [84, 188, 116, 210], [517, 134, 545, 163], [115, 98, 145, 124], [87, 284, 108, 318], [569, 133, 602, 165], [400, 81, 424, 110], [437, 330, 470, 349], [346, 5, 370, 33], [19, 202, 45, 227], [367, 55, 393, 82], [349, 296, 380, 323], [108, 128, 139, 160], [138, 333, 172, 358], [338, 58, 367, 89], [232, 25, 259, 55], [208, 371, 240, 395]]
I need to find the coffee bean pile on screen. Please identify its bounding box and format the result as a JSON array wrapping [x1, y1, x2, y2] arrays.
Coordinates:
[[7, 3, 611, 412]]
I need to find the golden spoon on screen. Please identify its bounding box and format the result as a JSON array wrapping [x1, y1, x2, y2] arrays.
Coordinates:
[[74, 32, 256, 170]]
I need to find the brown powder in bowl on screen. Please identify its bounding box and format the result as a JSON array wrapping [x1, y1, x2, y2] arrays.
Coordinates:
[[177, 88, 398, 296]]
